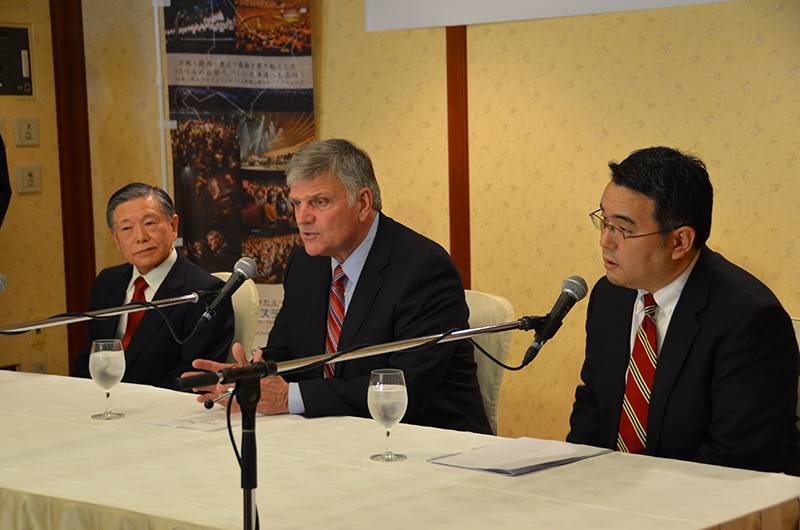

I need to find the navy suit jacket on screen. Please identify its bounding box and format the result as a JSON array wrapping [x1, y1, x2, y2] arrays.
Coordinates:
[[568, 247, 800, 475], [264, 213, 491, 434], [74, 251, 235, 389]]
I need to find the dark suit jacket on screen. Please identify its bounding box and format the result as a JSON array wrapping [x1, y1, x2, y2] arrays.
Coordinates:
[[567, 247, 800, 475], [264, 213, 492, 434], [74, 251, 235, 389]]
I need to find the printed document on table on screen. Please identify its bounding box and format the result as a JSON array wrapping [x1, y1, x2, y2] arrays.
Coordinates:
[[429, 437, 611, 476]]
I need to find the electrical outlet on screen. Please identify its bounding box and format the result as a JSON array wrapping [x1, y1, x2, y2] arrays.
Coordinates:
[[14, 116, 39, 146], [17, 163, 42, 194], [31, 359, 47, 374]]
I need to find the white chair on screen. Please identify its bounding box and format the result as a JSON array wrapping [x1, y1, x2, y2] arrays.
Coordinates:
[[465, 290, 515, 435], [212, 272, 260, 363]]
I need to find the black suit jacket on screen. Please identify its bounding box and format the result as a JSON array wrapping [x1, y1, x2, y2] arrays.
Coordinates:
[[568, 247, 800, 474], [74, 251, 235, 389], [265, 213, 491, 434]]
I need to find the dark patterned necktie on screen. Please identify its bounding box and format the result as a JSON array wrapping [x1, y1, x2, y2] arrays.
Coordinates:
[[617, 293, 657, 454], [324, 266, 346, 378]]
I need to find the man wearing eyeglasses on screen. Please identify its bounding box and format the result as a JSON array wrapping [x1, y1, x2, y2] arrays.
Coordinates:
[[567, 146, 800, 475]]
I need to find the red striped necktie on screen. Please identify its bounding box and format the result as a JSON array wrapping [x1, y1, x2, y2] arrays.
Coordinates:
[[617, 293, 658, 454], [324, 266, 346, 378], [122, 276, 148, 350]]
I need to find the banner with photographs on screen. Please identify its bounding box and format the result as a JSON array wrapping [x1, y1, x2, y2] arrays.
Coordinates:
[[163, 0, 313, 352]]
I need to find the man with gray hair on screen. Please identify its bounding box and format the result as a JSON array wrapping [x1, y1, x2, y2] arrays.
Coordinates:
[[74, 183, 234, 389], [191, 139, 491, 434]]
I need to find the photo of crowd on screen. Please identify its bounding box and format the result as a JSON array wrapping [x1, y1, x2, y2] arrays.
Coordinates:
[[174, 167, 243, 274], [164, 0, 237, 54], [165, 1, 314, 286], [243, 233, 303, 284], [170, 111, 240, 170], [240, 111, 315, 170], [240, 173, 302, 284], [235, 0, 311, 56]]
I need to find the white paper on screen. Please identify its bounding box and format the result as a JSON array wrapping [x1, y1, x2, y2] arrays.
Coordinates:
[[430, 437, 611, 476], [146, 410, 243, 432], [365, 0, 739, 32]]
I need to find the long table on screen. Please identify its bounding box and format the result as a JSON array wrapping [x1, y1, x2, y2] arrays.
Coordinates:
[[2, 370, 800, 529]]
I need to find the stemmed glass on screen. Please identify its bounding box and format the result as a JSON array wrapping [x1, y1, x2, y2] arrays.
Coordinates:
[[367, 368, 408, 462], [89, 339, 126, 420]]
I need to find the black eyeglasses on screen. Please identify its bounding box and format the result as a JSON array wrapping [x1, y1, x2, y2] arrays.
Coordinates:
[[589, 209, 668, 241]]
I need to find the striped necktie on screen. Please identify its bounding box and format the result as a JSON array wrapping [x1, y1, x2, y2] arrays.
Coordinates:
[[617, 293, 658, 454], [122, 276, 148, 350], [324, 266, 346, 378]]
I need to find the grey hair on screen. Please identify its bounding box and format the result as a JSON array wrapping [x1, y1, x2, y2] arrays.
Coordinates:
[[206, 229, 226, 243], [285, 139, 382, 211], [106, 183, 175, 229]]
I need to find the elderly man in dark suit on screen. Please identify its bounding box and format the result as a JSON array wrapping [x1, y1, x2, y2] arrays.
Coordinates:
[[567, 147, 800, 475], [190, 139, 491, 434], [74, 183, 234, 389]]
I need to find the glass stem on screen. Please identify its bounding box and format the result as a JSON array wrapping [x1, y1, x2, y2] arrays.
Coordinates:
[[105, 391, 111, 414], [384, 430, 392, 455]]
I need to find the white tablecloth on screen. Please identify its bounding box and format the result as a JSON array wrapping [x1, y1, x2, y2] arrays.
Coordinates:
[[1, 371, 799, 529]]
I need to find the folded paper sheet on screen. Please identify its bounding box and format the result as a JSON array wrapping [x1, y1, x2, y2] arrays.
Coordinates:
[[430, 437, 611, 476]]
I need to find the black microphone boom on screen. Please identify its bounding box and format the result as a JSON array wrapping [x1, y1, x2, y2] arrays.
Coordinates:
[[522, 275, 588, 367], [193, 257, 257, 334]]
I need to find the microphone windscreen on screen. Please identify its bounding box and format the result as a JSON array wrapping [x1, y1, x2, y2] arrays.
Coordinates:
[[233, 257, 257, 279], [562, 276, 588, 301]]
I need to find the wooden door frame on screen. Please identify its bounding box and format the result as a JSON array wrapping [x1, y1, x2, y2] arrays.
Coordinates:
[[50, 0, 96, 373]]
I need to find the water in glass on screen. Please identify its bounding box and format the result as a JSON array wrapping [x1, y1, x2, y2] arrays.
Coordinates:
[[368, 368, 407, 462], [89, 339, 126, 420]]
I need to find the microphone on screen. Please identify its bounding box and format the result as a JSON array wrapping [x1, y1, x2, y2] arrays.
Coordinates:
[[522, 275, 588, 367], [193, 257, 257, 334]]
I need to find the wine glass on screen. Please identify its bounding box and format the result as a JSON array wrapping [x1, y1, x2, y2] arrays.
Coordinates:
[[89, 339, 126, 420], [367, 368, 408, 462]]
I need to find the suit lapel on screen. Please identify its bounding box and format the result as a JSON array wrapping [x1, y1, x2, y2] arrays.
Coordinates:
[[337, 214, 392, 353], [125, 253, 186, 364], [646, 248, 712, 453], [98, 265, 132, 341], [596, 285, 637, 447]]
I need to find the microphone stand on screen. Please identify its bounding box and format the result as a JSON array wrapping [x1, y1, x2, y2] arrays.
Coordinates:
[[237, 375, 261, 530], [177, 315, 546, 530], [177, 314, 544, 391], [0, 292, 215, 334]]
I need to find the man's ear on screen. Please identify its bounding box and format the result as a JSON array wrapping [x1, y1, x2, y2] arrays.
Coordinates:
[[110, 228, 123, 254], [670, 226, 696, 260], [356, 188, 373, 220]]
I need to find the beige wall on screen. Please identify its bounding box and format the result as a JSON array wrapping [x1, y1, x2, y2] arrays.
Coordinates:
[[0, 3, 69, 375], [468, 0, 800, 439], [2, 0, 798, 444], [311, 1, 451, 244], [82, 1, 164, 269]]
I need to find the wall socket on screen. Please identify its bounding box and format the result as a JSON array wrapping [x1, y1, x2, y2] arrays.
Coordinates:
[[17, 163, 42, 194], [31, 359, 47, 374]]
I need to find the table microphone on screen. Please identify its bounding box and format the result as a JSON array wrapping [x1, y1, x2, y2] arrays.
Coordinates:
[[193, 257, 257, 334], [522, 275, 588, 366]]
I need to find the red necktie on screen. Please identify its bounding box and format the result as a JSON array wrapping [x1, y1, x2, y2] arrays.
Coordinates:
[[617, 293, 658, 454], [324, 266, 346, 378], [122, 277, 148, 350]]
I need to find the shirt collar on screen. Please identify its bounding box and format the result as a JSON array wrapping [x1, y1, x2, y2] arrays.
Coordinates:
[[331, 213, 380, 284], [637, 251, 701, 315], [129, 247, 177, 296]]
